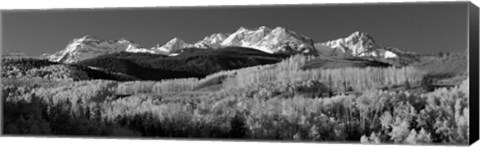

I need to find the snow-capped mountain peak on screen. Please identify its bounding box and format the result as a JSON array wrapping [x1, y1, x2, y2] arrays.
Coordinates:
[[166, 37, 186, 45], [75, 35, 98, 42], [220, 26, 316, 54], [316, 31, 406, 58], [349, 31, 371, 38], [46, 28, 412, 64], [155, 37, 193, 53], [236, 26, 249, 32], [48, 36, 149, 63], [346, 31, 376, 46], [320, 31, 376, 55], [157, 26, 317, 54], [193, 33, 229, 49], [47, 26, 319, 64]]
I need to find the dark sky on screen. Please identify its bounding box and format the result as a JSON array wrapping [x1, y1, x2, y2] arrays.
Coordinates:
[[1, 2, 468, 56]]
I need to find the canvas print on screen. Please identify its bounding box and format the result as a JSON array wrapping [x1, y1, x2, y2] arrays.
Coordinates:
[[1, 1, 478, 145]]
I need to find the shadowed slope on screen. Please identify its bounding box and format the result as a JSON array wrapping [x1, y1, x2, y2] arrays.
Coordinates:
[[77, 47, 289, 81]]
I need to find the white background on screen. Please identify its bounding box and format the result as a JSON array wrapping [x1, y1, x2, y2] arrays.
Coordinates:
[[0, 0, 479, 147]]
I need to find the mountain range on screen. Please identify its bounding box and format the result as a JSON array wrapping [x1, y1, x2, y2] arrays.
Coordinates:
[[44, 26, 413, 64]]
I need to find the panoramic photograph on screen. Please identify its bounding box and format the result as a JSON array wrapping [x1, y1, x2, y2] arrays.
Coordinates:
[[0, 1, 475, 145]]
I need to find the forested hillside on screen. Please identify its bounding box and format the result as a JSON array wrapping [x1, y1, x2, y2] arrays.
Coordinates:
[[76, 47, 289, 80], [2, 51, 469, 144], [301, 57, 392, 69], [2, 57, 139, 81]]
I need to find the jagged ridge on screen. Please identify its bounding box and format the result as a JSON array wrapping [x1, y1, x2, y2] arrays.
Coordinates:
[[315, 31, 411, 58], [46, 28, 411, 64]]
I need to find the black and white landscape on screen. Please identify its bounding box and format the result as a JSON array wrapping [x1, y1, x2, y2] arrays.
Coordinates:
[[1, 2, 472, 145]]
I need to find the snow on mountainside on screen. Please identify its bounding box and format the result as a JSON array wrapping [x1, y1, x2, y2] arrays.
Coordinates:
[[219, 26, 316, 54], [156, 26, 316, 55], [46, 28, 411, 64], [142, 26, 316, 55], [48, 35, 153, 63], [152, 37, 195, 53], [315, 31, 409, 58], [193, 33, 229, 49]]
